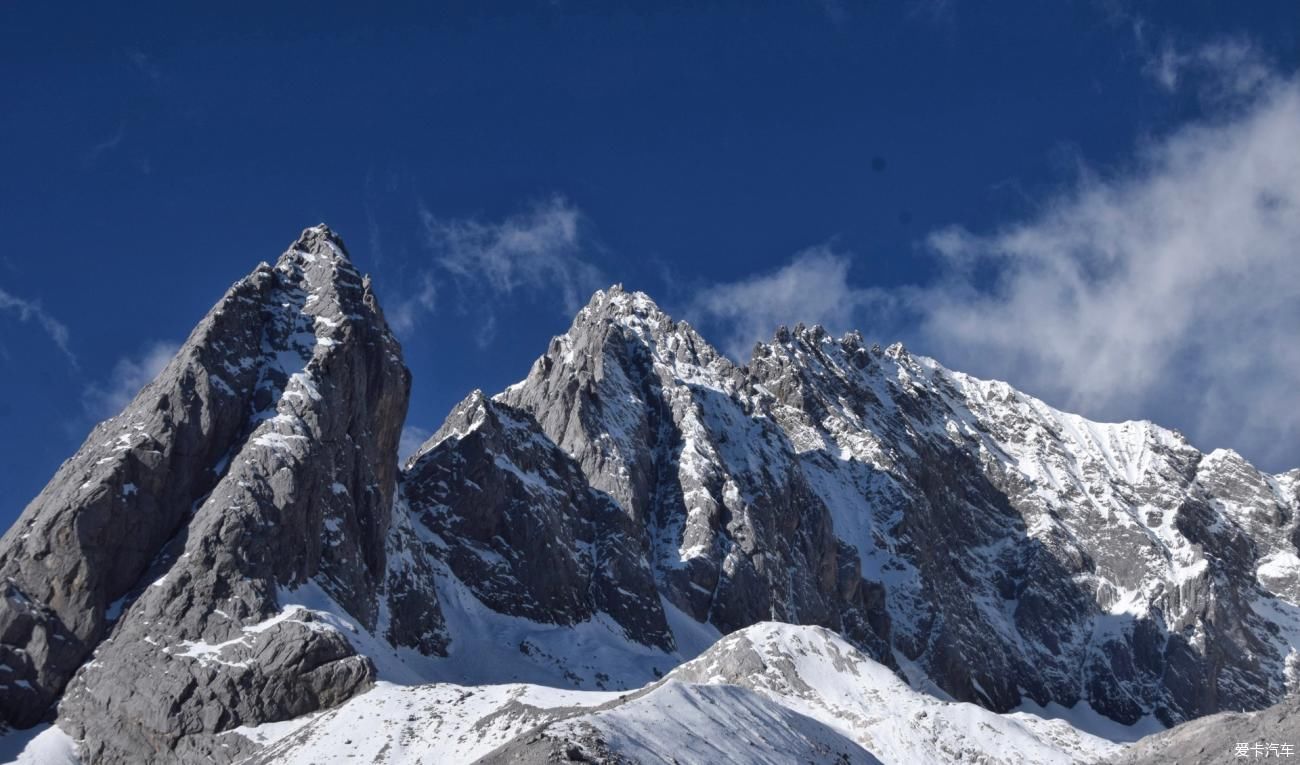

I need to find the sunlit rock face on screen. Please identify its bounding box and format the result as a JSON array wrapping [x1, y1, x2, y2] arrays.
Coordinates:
[[499, 285, 1300, 727]]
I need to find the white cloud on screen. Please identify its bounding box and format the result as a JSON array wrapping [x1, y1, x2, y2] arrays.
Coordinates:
[[0, 286, 76, 366], [392, 196, 604, 340], [687, 247, 886, 360], [911, 74, 1300, 471], [83, 341, 179, 420], [1146, 37, 1273, 103], [424, 195, 603, 312], [398, 425, 433, 463], [688, 69, 1300, 472]]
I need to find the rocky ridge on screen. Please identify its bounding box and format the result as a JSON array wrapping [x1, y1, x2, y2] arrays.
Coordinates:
[[496, 285, 1300, 726], [0, 239, 1296, 763]]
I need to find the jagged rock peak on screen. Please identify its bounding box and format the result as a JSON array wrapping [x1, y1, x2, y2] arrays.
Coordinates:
[[571, 283, 680, 335], [0, 226, 414, 763], [508, 283, 739, 400], [404, 388, 489, 466], [287, 223, 351, 261], [272, 224, 369, 295], [756, 323, 874, 370], [570, 284, 712, 350]]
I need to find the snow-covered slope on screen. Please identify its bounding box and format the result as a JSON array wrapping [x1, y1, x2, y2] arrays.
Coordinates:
[[238, 681, 623, 765], [199, 622, 1129, 765], [1110, 693, 1300, 765], [478, 622, 1127, 764]]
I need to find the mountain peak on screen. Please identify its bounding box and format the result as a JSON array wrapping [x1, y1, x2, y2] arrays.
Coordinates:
[[0, 226, 413, 759], [577, 283, 669, 325], [295, 222, 348, 255], [276, 223, 362, 281], [883, 341, 908, 360]]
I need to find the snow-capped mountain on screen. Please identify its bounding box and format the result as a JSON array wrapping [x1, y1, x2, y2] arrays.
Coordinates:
[[0, 227, 1295, 763], [496, 283, 1300, 726]]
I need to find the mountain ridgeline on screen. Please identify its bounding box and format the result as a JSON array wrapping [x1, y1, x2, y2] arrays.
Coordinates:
[[0, 227, 1296, 763]]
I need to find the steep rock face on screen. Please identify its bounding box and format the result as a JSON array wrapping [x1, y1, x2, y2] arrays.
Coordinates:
[[496, 287, 1299, 727], [5, 226, 424, 764], [402, 390, 671, 650], [2, 256, 1297, 765], [496, 287, 885, 654], [744, 326, 1300, 725], [748, 330, 1060, 716], [0, 250, 280, 727]]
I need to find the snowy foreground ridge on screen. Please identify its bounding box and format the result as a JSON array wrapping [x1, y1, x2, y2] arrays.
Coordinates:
[[237, 622, 1127, 764], [0, 226, 1296, 764]]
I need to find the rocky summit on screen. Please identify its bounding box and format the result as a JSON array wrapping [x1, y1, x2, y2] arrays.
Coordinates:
[[0, 227, 1296, 764]]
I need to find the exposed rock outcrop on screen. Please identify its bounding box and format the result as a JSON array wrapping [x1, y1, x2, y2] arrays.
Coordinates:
[[1, 226, 429, 763], [402, 391, 672, 650], [498, 286, 1300, 726], [497, 287, 888, 657]]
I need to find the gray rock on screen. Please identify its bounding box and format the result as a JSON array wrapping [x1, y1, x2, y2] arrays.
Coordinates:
[[495, 286, 1300, 726], [2, 226, 428, 763], [2, 259, 1298, 765], [0, 236, 284, 728], [496, 287, 890, 660], [402, 390, 672, 652], [1111, 695, 1300, 764]]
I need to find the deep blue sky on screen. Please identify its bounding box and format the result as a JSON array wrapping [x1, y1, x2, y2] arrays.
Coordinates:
[[2, 2, 1298, 524]]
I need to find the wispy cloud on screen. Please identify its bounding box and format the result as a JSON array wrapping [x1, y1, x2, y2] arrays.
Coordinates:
[[82, 341, 179, 420], [425, 195, 599, 312], [388, 273, 435, 336], [689, 58, 1300, 471], [0, 287, 76, 366], [688, 247, 886, 360], [815, 0, 848, 26], [86, 119, 127, 164], [1145, 37, 1274, 104], [125, 47, 162, 82], [391, 195, 604, 339]]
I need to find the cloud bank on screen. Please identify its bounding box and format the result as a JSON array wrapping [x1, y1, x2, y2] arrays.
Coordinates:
[[691, 61, 1300, 472]]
